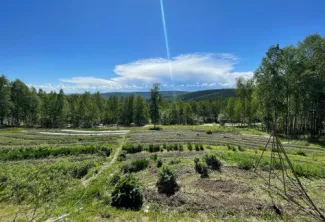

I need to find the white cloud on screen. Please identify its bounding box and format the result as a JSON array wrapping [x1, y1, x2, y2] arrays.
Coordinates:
[[31, 53, 253, 93]]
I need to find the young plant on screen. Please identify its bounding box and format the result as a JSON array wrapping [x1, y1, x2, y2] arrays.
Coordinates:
[[111, 174, 143, 210], [203, 154, 222, 171], [187, 142, 193, 151], [156, 166, 179, 195], [156, 158, 163, 168], [122, 158, 149, 173], [194, 158, 209, 178]]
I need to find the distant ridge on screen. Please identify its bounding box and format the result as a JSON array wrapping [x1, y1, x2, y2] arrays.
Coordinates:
[[100, 88, 236, 101], [100, 91, 187, 100], [177, 88, 236, 101]]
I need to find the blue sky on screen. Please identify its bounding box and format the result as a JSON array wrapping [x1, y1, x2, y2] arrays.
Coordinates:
[[1, 0, 324, 92]]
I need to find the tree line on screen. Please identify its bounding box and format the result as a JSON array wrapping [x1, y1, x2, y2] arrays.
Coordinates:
[[0, 78, 230, 128]]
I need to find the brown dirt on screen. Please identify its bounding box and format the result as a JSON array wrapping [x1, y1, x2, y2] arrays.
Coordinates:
[[191, 178, 252, 193], [143, 188, 267, 215]]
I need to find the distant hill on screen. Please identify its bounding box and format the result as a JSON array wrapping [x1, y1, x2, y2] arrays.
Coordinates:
[[177, 89, 236, 101], [100, 91, 187, 100], [101, 88, 236, 101]]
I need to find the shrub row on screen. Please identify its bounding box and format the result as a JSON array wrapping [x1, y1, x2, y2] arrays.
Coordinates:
[[122, 143, 204, 154], [1, 145, 111, 161]]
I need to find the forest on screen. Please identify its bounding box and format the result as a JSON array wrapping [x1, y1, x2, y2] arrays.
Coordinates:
[[0, 34, 325, 139]]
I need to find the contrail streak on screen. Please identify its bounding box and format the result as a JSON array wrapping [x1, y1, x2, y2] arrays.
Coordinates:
[[159, 0, 173, 86]]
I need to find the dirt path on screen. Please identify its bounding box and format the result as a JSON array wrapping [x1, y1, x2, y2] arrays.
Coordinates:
[[81, 134, 126, 187]]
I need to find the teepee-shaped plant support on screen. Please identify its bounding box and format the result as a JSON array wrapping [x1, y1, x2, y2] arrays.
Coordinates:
[[254, 125, 325, 221]]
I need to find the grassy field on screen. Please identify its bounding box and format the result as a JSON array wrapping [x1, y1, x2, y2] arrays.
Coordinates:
[[0, 126, 324, 221]]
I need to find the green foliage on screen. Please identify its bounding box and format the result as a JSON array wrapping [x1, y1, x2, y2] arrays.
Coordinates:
[[111, 174, 143, 210], [0, 145, 111, 161], [149, 83, 161, 127], [148, 144, 160, 152], [293, 163, 325, 178], [156, 158, 163, 168], [238, 145, 245, 152], [296, 150, 307, 156], [187, 143, 193, 151], [109, 174, 121, 186], [169, 158, 181, 165], [237, 159, 254, 170], [117, 152, 127, 161], [194, 158, 209, 178], [156, 166, 179, 195], [151, 154, 158, 161], [122, 158, 149, 173], [122, 144, 143, 154], [200, 144, 204, 151], [203, 154, 222, 171], [71, 162, 96, 178], [206, 130, 212, 134], [195, 144, 200, 151]]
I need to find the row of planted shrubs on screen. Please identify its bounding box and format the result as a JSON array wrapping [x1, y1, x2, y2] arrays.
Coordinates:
[[0, 145, 112, 161], [111, 154, 223, 210], [122, 143, 204, 154]]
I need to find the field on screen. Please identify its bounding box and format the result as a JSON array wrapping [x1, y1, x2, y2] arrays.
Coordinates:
[[0, 126, 325, 221]]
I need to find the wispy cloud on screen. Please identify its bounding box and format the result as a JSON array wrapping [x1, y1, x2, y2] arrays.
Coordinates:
[[31, 53, 253, 93]]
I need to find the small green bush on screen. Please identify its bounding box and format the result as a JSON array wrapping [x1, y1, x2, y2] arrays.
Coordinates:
[[117, 151, 127, 161], [111, 174, 143, 210], [194, 158, 209, 178], [200, 144, 204, 151], [122, 159, 149, 173], [156, 158, 163, 168], [156, 166, 179, 195], [179, 144, 184, 152], [163, 144, 167, 149], [195, 144, 200, 151], [238, 159, 254, 170], [232, 146, 237, 152], [173, 144, 178, 151], [206, 130, 212, 134], [238, 146, 245, 152], [149, 126, 162, 131], [72, 162, 95, 179], [148, 144, 154, 152], [203, 154, 222, 171], [109, 174, 121, 186], [151, 154, 158, 161], [227, 144, 232, 150], [169, 158, 181, 165], [187, 143, 193, 151], [296, 150, 307, 156]]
